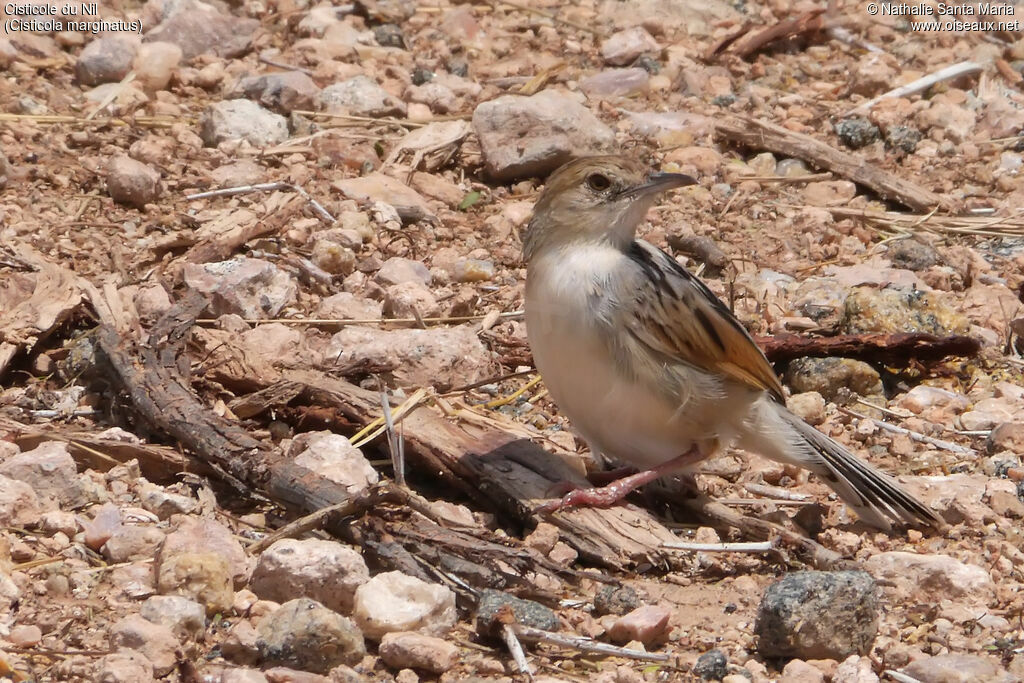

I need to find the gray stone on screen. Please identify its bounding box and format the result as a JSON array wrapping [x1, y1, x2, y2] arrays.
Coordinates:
[[472, 90, 615, 182], [257, 598, 366, 672], [886, 238, 939, 271], [199, 100, 289, 147], [235, 71, 321, 114], [835, 117, 880, 150], [183, 257, 296, 319], [106, 156, 162, 209], [600, 27, 660, 66], [594, 584, 640, 616], [318, 76, 407, 117], [76, 36, 138, 86], [694, 649, 728, 680], [140, 595, 206, 640], [903, 654, 1015, 683], [784, 357, 883, 402], [353, 571, 457, 640], [475, 589, 558, 638], [145, 0, 259, 59], [755, 570, 879, 660]]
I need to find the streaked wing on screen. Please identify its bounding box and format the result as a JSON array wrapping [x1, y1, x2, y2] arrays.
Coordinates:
[[625, 240, 785, 402]]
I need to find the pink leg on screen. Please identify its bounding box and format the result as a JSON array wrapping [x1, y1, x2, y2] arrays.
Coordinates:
[[535, 448, 703, 514]]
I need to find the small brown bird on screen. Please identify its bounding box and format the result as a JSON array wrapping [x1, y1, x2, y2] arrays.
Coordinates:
[[523, 155, 942, 531]]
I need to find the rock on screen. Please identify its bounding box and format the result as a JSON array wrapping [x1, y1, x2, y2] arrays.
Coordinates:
[[803, 180, 857, 206], [781, 659, 825, 683], [601, 27, 660, 65], [693, 649, 729, 680], [222, 620, 261, 665], [332, 174, 433, 224], [286, 432, 379, 496], [607, 605, 672, 645], [183, 257, 296, 319], [787, 391, 826, 426], [755, 571, 879, 660], [594, 585, 641, 616], [379, 632, 458, 674], [917, 101, 976, 143], [9, 625, 41, 648], [156, 552, 235, 616], [886, 238, 939, 271], [902, 654, 1014, 683], [39, 510, 77, 536], [133, 42, 182, 92], [318, 76, 407, 117], [353, 571, 457, 640], [140, 595, 206, 640], [317, 292, 382, 320], [0, 441, 88, 509], [842, 286, 968, 336], [452, 259, 495, 283], [103, 524, 166, 563], [375, 257, 431, 286], [835, 118, 880, 150], [472, 90, 615, 182], [850, 53, 896, 96], [76, 36, 138, 86], [210, 159, 265, 188], [110, 615, 179, 676], [93, 650, 156, 683], [405, 82, 457, 114], [324, 325, 492, 390], [580, 68, 649, 98], [257, 598, 366, 672], [160, 516, 251, 586], [897, 385, 968, 415], [862, 552, 994, 601], [905, 474, 993, 525], [139, 483, 197, 519], [220, 669, 268, 683], [106, 156, 162, 209], [475, 589, 559, 638], [235, 71, 321, 114], [991, 422, 1024, 454], [311, 239, 356, 276], [834, 654, 878, 683], [250, 538, 369, 614], [199, 100, 289, 147], [144, 0, 259, 59], [885, 125, 922, 153], [0, 476, 41, 527], [785, 357, 882, 401], [383, 281, 441, 321]]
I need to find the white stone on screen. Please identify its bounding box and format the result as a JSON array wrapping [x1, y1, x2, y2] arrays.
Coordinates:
[[352, 571, 457, 640]]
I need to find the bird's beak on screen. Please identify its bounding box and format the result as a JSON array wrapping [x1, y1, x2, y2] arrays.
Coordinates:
[[623, 172, 698, 198]]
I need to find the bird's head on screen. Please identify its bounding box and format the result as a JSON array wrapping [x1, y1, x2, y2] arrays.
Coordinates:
[[523, 155, 697, 262]]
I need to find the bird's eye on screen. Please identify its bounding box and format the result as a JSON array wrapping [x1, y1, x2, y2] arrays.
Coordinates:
[[586, 173, 611, 192]]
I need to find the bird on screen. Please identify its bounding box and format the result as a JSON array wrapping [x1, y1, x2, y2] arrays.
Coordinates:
[[522, 155, 943, 531]]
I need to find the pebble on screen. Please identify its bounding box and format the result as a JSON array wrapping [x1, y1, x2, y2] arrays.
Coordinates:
[[776, 158, 811, 177], [103, 524, 166, 563], [317, 292, 382, 320], [375, 257, 432, 286], [144, 0, 258, 59], [472, 90, 615, 181], [755, 571, 879, 660], [834, 117, 880, 149], [156, 551, 235, 616], [787, 391, 826, 426], [884, 125, 922, 153], [318, 75, 407, 117], [353, 571, 457, 640], [183, 257, 297, 319], [802, 180, 857, 206], [139, 483, 197, 519], [383, 281, 442, 321], [9, 624, 41, 648], [0, 476, 41, 527], [235, 71, 321, 114], [475, 589, 559, 638], [139, 595, 206, 640], [580, 68, 650, 98], [106, 156, 162, 209], [781, 658, 825, 683], [332, 174, 433, 224], [990, 422, 1024, 454], [452, 258, 495, 283], [288, 432, 379, 495], [917, 101, 976, 143], [607, 605, 671, 645], [311, 239, 356, 276], [257, 598, 366, 673], [250, 538, 369, 614], [324, 325, 493, 390], [0, 441, 88, 509], [833, 654, 879, 683], [110, 614, 180, 676], [842, 286, 968, 336], [902, 653, 1015, 683], [885, 237, 939, 271], [785, 357, 882, 401], [594, 585, 641, 616], [133, 42, 182, 92], [92, 650, 156, 683], [693, 649, 729, 680], [897, 385, 968, 415], [850, 53, 896, 96], [600, 27, 660, 65], [862, 551, 994, 601], [199, 99, 289, 147], [75, 36, 138, 86], [379, 632, 459, 674]]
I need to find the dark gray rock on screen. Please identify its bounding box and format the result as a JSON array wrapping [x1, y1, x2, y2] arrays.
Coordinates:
[[784, 357, 882, 402], [886, 237, 939, 271], [835, 117, 880, 149], [885, 125, 923, 153], [257, 598, 365, 673], [755, 570, 879, 660], [475, 589, 558, 638], [693, 649, 729, 680], [594, 585, 641, 616]]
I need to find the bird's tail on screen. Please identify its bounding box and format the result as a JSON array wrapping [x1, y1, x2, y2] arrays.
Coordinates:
[[757, 403, 944, 531]]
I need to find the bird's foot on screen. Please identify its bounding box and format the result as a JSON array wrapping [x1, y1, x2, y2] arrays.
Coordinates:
[[534, 467, 666, 514]]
